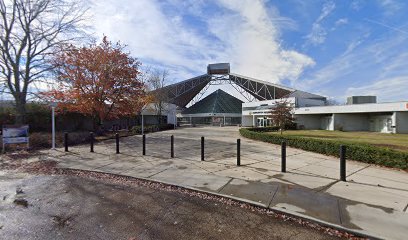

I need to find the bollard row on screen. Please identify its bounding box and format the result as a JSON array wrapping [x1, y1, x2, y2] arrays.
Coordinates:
[[63, 133, 348, 181]]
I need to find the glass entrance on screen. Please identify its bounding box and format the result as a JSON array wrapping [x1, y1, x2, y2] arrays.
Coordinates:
[[257, 118, 264, 127], [257, 117, 272, 127]]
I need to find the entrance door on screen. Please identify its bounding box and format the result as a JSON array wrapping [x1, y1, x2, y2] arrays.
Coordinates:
[[257, 117, 265, 127], [321, 116, 331, 130]]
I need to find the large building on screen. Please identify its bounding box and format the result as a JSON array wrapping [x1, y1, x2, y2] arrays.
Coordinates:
[[156, 63, 322, 125], [154, 63, 408, 133]]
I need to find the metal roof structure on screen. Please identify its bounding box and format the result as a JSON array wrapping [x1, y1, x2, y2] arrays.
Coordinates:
[[182, 89, 243, 115], [154, 63, 325, 107]]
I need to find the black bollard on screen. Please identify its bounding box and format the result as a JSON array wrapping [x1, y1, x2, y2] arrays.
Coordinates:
[[116, 133, 119, 154], [340, 145, 346, 181], [64, 132, 68, 152], [201, 136, 204, 161], [142, 134, 146, 155], [90, 132, 94, 153], [281, 141, 286, 172], [171, 135, 174, 158], [237, 139, 241, 166]]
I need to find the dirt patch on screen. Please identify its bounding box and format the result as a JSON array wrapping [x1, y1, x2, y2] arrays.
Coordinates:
[[0, 157, 57, 173], [52, 215, 73, 228], [13, 198, 28, 207]]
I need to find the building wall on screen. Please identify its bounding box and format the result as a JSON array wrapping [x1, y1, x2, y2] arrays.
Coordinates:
[[295, 101, 408, 114], [368, 114, 393, 133], [395, 112, 408, 133], [295, 115, 324, 129], [297, 98, 326, 107], [321, 115, 334, 130], [242, 116, 254, 127], [295, 112, 403, 133], [333, 113, 369, 131]]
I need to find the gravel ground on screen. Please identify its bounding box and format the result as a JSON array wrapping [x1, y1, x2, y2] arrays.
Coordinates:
[[0, 160, 364, 240]]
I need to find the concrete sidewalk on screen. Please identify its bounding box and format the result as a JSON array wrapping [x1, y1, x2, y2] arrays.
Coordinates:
[[40, 126, 407, 240]]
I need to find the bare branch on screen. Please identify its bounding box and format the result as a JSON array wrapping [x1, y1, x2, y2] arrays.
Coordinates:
[[0, 0, 88, 123]]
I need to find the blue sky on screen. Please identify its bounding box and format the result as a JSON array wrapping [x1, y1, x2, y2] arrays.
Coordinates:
[[90, 0, 408, 103]]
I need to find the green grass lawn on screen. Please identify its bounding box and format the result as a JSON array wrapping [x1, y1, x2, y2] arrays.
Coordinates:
[[268, 130, 408, 153]]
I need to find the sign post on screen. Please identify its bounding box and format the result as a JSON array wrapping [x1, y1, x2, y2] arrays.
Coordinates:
[[50, 102, 57, 149]]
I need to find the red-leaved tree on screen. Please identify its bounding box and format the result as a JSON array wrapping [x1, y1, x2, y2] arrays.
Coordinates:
[[269, 98, 294, 134], [44, 37, 147, 131]]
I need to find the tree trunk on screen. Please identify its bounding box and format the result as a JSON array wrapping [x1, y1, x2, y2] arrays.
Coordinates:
[[93, 116, 105, 135], [15, 96, 27, 124]]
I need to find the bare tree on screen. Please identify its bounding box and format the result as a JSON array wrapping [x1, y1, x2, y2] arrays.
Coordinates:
[[269, 98, 294, 134], [0, 0, 87, 124], [147, 68, 170, 124]]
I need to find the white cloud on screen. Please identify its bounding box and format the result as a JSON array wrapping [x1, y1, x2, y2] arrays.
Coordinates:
[[317, 1, 336, 22], [299, 31, 408, 101], [335, 18, 348, 26], [87, 0, 314, 86], [350, 0, 364, 11], [209, 0, 315, 82], [346, 76, 408, 102], [378, 0, 403, 16], [305, 1, 336, 45]]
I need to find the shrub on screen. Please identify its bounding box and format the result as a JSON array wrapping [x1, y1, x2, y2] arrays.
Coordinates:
[[131, 124, 174, 134], [28, 131, 91, 150], [29, 132, 52, 149], [240, 128, 408, 170]]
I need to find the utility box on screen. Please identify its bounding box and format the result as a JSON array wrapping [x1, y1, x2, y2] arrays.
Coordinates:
[[346, 96, 377, 105], [207, 63, 230, 75]]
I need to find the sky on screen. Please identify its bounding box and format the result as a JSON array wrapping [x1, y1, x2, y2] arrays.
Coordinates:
[[88, 0, 408, 103]]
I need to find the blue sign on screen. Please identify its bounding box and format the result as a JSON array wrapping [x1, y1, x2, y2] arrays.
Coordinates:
[[2, 125, 29, 151]]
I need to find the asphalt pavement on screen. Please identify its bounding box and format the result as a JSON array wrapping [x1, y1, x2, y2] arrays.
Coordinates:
[[0, 172, 342, 240]]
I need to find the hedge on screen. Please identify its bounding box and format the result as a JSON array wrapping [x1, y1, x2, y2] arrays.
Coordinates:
[[240, 128, 408, 170], [130, 124, 174, 134]]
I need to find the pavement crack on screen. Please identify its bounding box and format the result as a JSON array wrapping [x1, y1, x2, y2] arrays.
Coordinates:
[[314, 180, 340, 193], [267, 184, 279, 208], [346, 164, 371, 178], [217, 178, 234, 193], [146, 168, 170, 178], [337, 199, 343, 225]]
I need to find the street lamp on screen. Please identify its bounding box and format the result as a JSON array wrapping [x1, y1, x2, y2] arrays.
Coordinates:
[[50, 102, 57, 149]]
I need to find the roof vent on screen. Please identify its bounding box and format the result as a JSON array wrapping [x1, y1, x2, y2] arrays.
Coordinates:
[[207, 63, 230, 75], [346, 96, 377, 105]]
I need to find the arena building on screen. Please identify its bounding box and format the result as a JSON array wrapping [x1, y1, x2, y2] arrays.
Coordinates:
[[154, 63, 408, 133]]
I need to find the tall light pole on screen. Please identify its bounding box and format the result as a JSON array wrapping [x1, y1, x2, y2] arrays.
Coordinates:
[[50, 102, 57, 149]]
